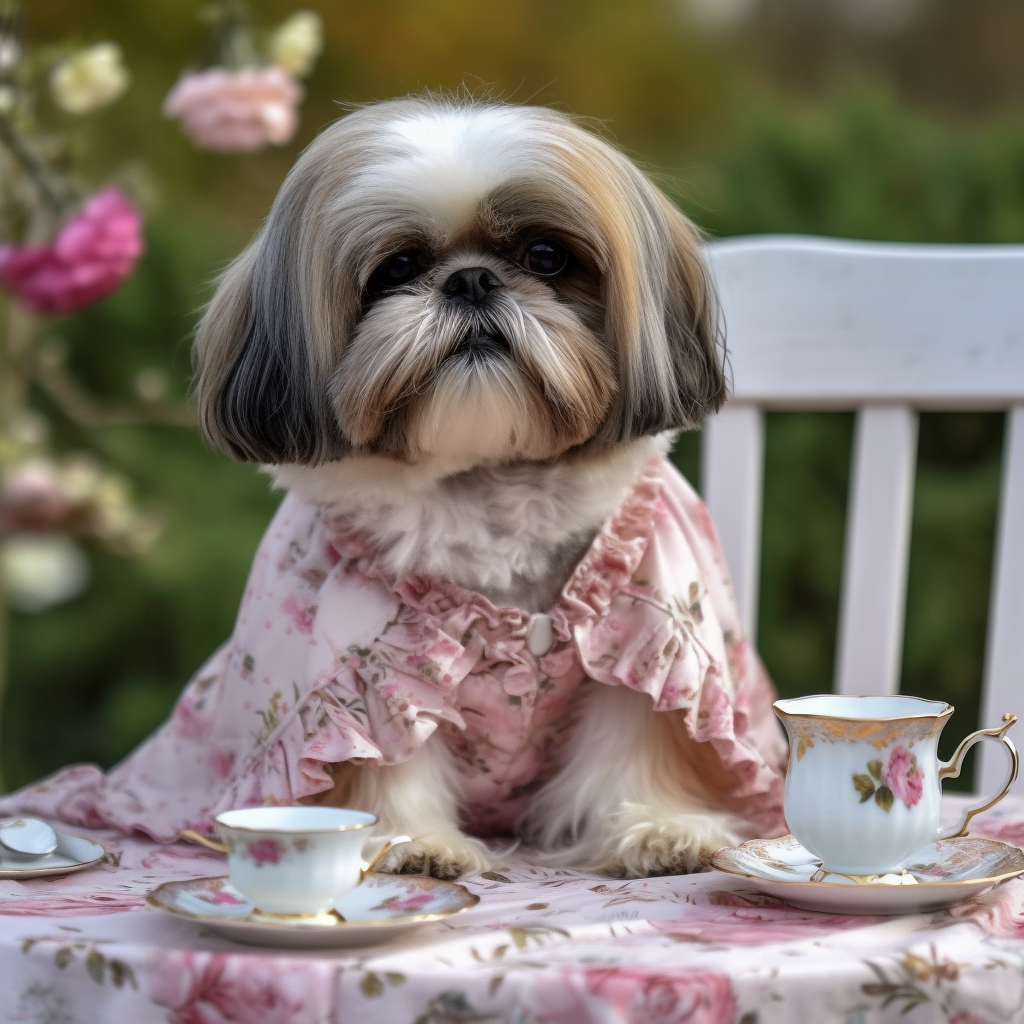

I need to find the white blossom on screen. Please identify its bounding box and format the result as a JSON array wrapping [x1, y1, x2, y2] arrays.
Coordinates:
[[267, 10, 323, 78], [2, 534, 90, 613], [50, 42, 130, 115]]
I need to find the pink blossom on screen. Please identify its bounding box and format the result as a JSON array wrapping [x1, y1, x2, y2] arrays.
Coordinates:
[[0, 188, 143, 314], [149, 950, 332, 1024], [162, 66, 303, 153], [883, 745, 926, 808]]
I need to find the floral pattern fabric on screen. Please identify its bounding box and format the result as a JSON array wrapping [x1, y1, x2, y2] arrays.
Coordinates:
[[0, 458, 786, 842], [2, 797, 1024, 1023]]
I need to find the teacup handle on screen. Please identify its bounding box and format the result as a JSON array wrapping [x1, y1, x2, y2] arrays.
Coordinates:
[[937, 713, 1019, 839], [360, 834, 412, 880], [180, 829, 230, 854]]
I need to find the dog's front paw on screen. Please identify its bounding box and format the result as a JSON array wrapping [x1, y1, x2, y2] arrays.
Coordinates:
[[601, 805, 739, 877], [376, 831, 495, 880]]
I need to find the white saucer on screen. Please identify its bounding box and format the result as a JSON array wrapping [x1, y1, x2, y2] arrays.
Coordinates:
[[710, 834, 1024, 914], [147, 873, 479, 948], [0, 830, 106, 879]]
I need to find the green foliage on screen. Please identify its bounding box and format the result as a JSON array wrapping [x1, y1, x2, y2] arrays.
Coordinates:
[[681, 82, 1024, 243]]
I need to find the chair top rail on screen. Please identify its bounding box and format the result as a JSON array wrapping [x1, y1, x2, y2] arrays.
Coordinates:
[[706, 235, 1024, 408]]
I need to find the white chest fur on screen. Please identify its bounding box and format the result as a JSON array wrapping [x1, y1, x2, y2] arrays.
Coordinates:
[[272, 437, 667, 612]]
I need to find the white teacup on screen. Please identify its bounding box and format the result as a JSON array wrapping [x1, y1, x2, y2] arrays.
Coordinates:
[[183, 806, 411, 916], [774, 695, 1019, 877]]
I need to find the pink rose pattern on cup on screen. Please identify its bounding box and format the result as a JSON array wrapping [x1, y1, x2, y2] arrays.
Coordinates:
[[228, 836, 311, 867], [852, 745, 926, 812]]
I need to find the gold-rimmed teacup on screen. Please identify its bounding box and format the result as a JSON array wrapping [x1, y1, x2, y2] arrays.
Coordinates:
[[181, 806, 410, 916], [774, 695, 1019, 877]]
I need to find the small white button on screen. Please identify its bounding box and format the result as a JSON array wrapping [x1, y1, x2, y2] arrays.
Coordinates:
[[526, 613, 555, 656]]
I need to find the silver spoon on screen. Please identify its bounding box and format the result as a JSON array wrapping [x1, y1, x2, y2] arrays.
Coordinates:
[[0, 817, 59, 858]]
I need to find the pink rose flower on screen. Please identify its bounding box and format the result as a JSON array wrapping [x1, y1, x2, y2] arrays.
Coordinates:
[[0, 188, 143, 314], [529, 965, 737, 1024], [149, 950, 332, 1024], [162, 66, 303, 153], [883, 745, 926, 808], [584, 966, 737, 1024]]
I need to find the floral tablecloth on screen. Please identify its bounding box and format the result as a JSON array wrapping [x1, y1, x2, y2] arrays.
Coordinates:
[[3, 798, 1024, 1024]]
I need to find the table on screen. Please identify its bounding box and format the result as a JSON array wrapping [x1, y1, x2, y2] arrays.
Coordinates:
[[3, 798, 1024, 1024]]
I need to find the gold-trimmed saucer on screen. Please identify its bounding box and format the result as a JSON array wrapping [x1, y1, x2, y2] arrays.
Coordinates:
[[0, 830, 105, 880], [146, 872, 478, 948], [710, 834, 1024, 915]]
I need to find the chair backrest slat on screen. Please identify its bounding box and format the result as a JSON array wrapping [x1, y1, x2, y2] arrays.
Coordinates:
[[701, 403, 765, 641], [835, 405, 918, 696], [707, 235, 1024, 406], [702, 235, 1024, 796], [979, 405, 1024, 795]]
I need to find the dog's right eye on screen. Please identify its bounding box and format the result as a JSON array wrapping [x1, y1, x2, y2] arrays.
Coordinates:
[[370, 250, 422, 290]]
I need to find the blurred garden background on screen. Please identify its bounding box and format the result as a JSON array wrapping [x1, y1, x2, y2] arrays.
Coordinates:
[[3, 0, 1023, 792]]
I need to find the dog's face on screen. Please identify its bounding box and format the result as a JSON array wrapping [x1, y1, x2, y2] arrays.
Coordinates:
[[194, 97, 725, 469]]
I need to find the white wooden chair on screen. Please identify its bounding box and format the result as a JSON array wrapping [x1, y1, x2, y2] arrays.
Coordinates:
[[701, 235, 1024, 797]]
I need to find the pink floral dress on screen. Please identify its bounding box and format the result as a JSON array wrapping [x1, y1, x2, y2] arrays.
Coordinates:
[[3, 459, 787, 842]]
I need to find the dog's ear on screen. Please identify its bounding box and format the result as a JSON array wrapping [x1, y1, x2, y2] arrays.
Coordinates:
[[192, 157, 353, 466], [599, 173, 727, 441]]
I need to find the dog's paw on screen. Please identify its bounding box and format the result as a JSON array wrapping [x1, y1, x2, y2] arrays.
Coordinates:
[[375, 832, 495, 881], [596, 805, 739, 878]]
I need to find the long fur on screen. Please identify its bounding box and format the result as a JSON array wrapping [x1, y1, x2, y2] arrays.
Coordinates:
[[192, 94, 738, 877], [193, 97, 725, 467]]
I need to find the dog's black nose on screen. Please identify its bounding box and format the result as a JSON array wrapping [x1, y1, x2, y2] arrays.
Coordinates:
[[442, 267, 503, 307]]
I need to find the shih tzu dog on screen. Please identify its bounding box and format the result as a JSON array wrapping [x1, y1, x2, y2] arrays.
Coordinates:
[[14, 94, 783, 878]]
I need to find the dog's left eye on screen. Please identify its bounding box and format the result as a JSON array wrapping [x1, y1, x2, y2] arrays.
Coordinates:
[[370, 250, 423, 290], [522, 239, 570, 278]]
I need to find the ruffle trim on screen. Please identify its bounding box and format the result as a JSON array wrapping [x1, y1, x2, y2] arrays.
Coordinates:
[[300, 458, 782, 829], [558, 460, 664, 619], [215, 614, 482, 816], [255, 460, 672, 810], [323, 459, 666, 644]]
